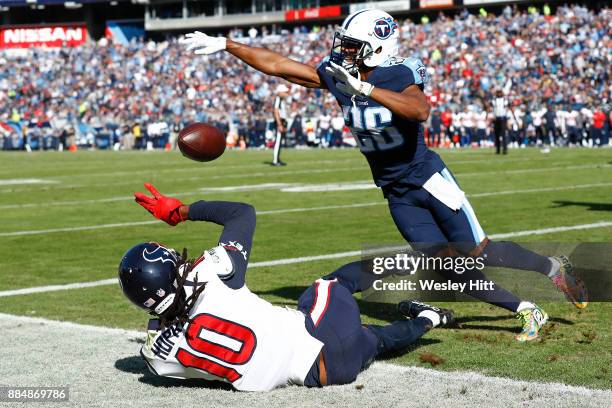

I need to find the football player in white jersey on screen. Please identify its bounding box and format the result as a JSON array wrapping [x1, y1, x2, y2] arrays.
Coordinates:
[[179, 8, 588, 342], [119, 183, 453, 391]]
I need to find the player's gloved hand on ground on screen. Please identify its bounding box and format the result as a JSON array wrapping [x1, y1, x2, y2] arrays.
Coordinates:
[[180, 31, 226, 55], [325, 61, 374, 97], [134, 183, 186, 226]]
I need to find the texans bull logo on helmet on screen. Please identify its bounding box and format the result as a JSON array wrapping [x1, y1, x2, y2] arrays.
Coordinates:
[[142, 244, 179, 266]]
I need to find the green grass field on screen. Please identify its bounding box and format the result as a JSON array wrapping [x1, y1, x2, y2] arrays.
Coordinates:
[[0, 147, 610, 390]]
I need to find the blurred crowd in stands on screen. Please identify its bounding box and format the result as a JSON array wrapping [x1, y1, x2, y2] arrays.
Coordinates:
[[0, 4, 610, 151]]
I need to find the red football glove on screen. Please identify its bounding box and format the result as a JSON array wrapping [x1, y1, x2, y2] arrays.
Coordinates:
[[134, 183, 186, 226]]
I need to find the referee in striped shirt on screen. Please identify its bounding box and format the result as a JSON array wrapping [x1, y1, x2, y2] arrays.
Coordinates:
[[493, 89, 508, 155], [272, 84, 289, 166]]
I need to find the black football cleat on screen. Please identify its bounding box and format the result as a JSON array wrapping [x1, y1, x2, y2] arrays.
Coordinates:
[[398, 300, 454, 327]]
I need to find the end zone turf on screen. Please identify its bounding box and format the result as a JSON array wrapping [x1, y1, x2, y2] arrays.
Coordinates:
[[1, 313, 610, 408]]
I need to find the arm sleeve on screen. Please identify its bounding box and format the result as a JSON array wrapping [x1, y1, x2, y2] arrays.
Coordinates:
[[188, 201, 256, 289], [316, 56, 333, 89], [377, 58, 428, 93]]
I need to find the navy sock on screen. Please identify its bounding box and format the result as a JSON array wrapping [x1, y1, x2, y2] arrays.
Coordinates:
[[482, 240, 552, 275], [436, 262, 521, 312]]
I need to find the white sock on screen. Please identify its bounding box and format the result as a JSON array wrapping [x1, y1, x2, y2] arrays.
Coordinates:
[[418, 310, 440, 327], [547, 257, 561, 277], [516, 301, 536, 312]]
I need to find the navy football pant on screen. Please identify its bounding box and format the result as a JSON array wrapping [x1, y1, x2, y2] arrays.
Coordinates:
[[301, 262, 430, 387], [387, 168, 486, 246], [386, 167, 521, 310], [386, 168, 552, 312]]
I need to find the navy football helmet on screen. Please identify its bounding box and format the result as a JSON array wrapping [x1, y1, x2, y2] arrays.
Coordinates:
[[118, 242, 182, 315]]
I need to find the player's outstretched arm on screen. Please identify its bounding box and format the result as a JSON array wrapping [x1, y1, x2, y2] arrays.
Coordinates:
[[181, 31, 323, 88], [370, 85, 430, 122], [134, 183, 255, 288], [185, 200, 256, 289], [227, 40, 323, 88]]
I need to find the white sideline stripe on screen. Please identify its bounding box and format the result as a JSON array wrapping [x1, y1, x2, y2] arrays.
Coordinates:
[[45, 158, 364, 180], [76, 161, 612, 190], [0, 180, 609, 234], [282, 181, 612, 195], [490, 221, 612, 239], [5, 157, 527, 182], [64, 166, 368, 190], [0, 278, 120, 298], [248, 250, 361, 268], [0, 156, 531, 179], [449, 163, 610, 178], [0, 196, 136, 209], [85, 162, 612, 183], [201, 166, 365, 181], [0, 220, 159, 237], [0, 184, 81, 194], [2, 180, 611, 210], [200, 183, 295, 192], [0, 166, 366, 194], [0, 312, 143, 336], [0, 162, 607, 194], [0, 250, 364, 297], [0, 178, 58, 186], [0, 183, 299, 210], [257, 202, 381, 215], [0, 221, 610, 298], [469, 182, 612, 197], [0, 203, 384, 236], [0, 158, 529, 192], [282, 181, 375, 192]]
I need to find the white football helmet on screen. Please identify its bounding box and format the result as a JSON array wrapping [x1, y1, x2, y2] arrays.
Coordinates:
[[331, 9, 400, 74]]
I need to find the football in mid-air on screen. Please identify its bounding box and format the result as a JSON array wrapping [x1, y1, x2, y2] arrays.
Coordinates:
[[178, 122, 226, 162]]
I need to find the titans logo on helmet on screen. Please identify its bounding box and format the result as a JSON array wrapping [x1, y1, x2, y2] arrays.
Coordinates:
[[373, 17, 397, 40], [142, 244, 178, 266]]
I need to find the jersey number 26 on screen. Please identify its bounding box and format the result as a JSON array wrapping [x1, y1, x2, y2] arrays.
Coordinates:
[[342, 105, 404, 153]]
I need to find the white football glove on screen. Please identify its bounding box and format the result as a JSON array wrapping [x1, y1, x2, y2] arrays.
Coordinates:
[[325, 61, 374, 97], [180, 31, 226, 55]]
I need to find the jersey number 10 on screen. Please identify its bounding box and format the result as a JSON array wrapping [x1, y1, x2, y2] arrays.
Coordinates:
[[176, 313, 257, 383]]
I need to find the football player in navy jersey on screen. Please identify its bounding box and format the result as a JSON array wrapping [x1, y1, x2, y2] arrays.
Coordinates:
[[181, 9, 588, 341]]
